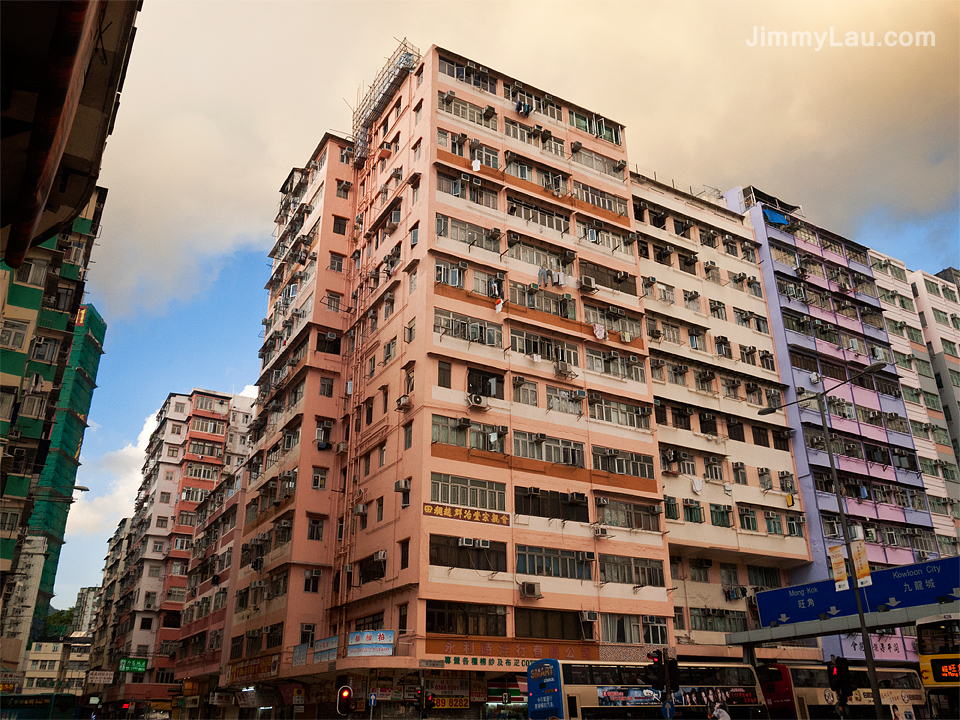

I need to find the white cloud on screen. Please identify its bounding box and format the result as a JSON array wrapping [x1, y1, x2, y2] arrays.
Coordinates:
[[66, 414, 156, 537], [240, 384, 258, 398]]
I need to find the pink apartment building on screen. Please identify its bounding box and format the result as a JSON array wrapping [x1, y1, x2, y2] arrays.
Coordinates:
[[96, 389, 251, 716], [222, 42, 815, 719]]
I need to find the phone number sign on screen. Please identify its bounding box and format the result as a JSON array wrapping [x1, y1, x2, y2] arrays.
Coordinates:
[[433, 696, 470, 709]]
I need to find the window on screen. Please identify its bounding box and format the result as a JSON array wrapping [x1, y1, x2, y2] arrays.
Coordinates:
[[308, 518, 324, 540], [690, 561, 709, 582], [720, 562, 740, 585], [600, 613, 642, 644], [438, 361, 451, 388], [333, 217, 347, 234], [598, 555, 665, 586], [399, 539, 409, 569], [431, 472, 506, 511], [430, 535, 506, 571], [738, 507, 758, 532], [426, 600, 506, 636], [747, 565, 782, 588]]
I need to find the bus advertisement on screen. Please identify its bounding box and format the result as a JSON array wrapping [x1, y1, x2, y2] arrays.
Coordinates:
[[529, 660, 768, 719]]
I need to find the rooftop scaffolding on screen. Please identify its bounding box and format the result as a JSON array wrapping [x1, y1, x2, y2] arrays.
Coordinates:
[[351, 39, 421, 165]]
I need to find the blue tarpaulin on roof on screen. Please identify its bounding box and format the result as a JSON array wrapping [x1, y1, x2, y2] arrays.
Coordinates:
[[763, 207, 790, 226]]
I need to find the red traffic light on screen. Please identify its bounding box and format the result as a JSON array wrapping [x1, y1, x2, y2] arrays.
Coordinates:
[[339, 688, 351, 699]]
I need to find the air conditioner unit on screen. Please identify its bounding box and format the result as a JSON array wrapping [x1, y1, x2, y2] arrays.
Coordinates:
[[458, 537, 475, 547], [520, 582, 542, 598], [374, 550, 388, 561], [682, 499, 697, 507], [580, 276, 597, 291], [764, 511, 778, 519], [569, 492, 588, 504], [444, 90, 456, 102], [310, 569, 323, 578], [650, 506, 663, 514], [534, 432, 548, 442], [605, 448, 620, 457], [528, 487, 542, 496], [353, 504, 367, 516], [595, 497, 609, 506], [396, 395, 412, 410], [335, 442, 348, 454], [394, 478, 411, 492], [468, 394, 489, 408], [579, 610, 599, 622], [594, 527, 610, 538], [556, 361, 574, 376]]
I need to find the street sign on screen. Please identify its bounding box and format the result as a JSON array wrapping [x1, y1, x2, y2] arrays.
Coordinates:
[[662, 699, 676, 719], [87, 671, 114, 684], [118, 658, 148, 673], [757, 556, 960, 627], [368, 693, 376, 706]]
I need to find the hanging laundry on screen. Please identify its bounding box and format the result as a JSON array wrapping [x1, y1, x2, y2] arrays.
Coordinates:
[[557, 271, 566, 287], [538, 267, 550, 286], [621, 332, 632, 342], [593, 324, 607, 340], [495, 298, 503, 314]]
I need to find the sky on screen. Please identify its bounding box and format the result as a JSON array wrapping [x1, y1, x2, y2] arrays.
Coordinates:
[[53, 0, 959, 606]]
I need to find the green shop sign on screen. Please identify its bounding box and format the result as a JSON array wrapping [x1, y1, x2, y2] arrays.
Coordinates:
[[118, 658, 148, 673]]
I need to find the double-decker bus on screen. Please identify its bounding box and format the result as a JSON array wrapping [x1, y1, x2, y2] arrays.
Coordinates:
[[757, 663, 924, 719], [546, 660, 768, 719], [916, 613, 959, 718]]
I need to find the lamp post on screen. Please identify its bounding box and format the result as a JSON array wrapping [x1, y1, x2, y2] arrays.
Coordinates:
[[759, 360, 886, 720]]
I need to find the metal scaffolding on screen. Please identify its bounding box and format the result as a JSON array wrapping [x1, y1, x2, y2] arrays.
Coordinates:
[[351, 39, 421, 164]]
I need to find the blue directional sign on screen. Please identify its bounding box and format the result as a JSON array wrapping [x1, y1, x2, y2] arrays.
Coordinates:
[[757, 556, 959, 628], [861, 556, 960, 613], [756, 577, 859, 627]]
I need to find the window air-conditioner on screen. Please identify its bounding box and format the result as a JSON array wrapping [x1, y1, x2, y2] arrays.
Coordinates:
[[374, 550, 388, 561], [579, 611, 599, 622], [458, 537, 475, 548], [520, 582, 542, 598]]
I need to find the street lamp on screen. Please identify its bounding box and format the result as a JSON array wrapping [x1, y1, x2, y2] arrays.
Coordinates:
[[759, 359, 885, 719]]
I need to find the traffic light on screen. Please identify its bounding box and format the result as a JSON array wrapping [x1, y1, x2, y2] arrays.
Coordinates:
[[414, 687, 423, 708], [828, 657, 853, 714], [667, 658, 680, 693], [828, 660, 840, 692], [423, 692, 436, 712], [645, 649, 665, 688], [337, 686, 353, 715]]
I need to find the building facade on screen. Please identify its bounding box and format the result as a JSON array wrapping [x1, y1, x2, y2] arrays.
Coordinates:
[[87, 519, 130, 692], [1, 188, 107, 668], [730, 187, 938, 664], [93, 390, 252, 716], [71, 586, 102, 636], [21, 632, 91, 696], [217, 42, 819, 718]]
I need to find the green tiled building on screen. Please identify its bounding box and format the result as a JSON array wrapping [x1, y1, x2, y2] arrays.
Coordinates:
[[1, 187, 107, 667]]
